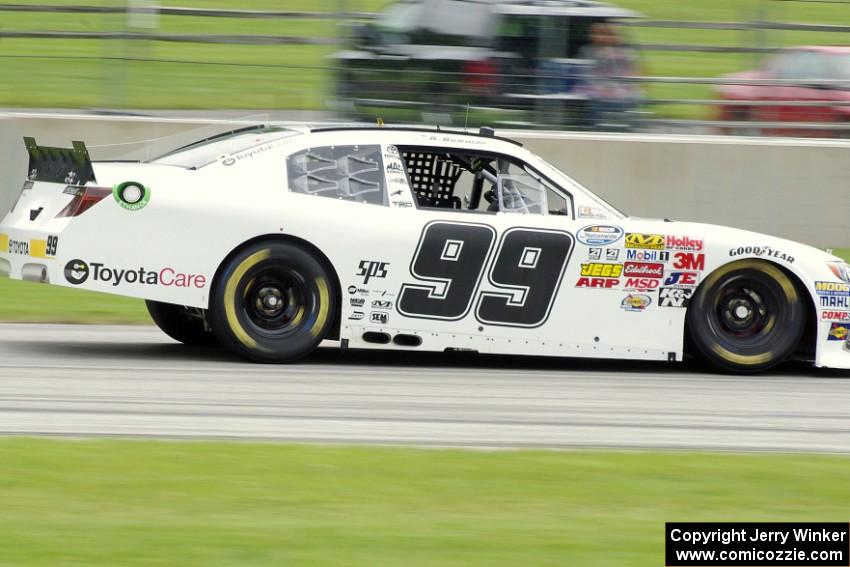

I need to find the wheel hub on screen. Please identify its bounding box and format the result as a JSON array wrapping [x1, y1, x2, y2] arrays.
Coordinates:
[[254, 286, 285, 317], [719, 288, 767, 335]]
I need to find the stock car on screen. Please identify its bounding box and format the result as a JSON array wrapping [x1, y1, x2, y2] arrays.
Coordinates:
[[1, 125, 849, 373]]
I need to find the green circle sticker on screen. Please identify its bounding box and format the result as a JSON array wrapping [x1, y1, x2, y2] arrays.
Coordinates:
[[113, 181, 150, 211]]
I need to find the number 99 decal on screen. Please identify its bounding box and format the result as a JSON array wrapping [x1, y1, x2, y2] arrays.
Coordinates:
[[476, 227, 573, 327], [398, 221, 573, 328]]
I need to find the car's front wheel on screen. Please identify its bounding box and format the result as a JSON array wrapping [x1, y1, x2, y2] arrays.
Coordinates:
[[686, 260, 805, 373], [146, 300, 217, 346], [209, 241, 336, 363]]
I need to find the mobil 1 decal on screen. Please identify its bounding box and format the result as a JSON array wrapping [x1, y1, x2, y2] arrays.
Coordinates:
[[398, 221, 573, 328]]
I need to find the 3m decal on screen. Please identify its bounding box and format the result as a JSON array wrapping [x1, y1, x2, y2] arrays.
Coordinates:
[[580, 263, 622, 278], [398, 222, 573, 328], [672, 252, 705, 271], [625, 233, 664, 250], [357, 260, 389, 284]]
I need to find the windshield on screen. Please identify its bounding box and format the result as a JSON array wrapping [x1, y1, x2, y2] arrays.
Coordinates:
[[832, 53, 850, 81], [150, 126, 297, 168], [531, 154, 627, 219]]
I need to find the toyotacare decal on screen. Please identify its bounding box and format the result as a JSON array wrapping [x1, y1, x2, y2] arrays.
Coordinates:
[[64, 260, 206, 288]]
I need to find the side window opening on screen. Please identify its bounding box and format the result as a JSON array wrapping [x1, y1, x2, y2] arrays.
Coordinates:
[[397, 146, 572, 217], [287, 145, 387, 205]]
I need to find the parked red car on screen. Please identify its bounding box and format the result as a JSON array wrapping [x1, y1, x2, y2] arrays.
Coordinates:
[[715, 46, 850, 137]]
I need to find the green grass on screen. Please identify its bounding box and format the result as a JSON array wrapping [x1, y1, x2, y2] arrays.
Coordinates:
[[0, 277, 148, 324], [0, 0, 847, 114], [1, 438, 849, 566]]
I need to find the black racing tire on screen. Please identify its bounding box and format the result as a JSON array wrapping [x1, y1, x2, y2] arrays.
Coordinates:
[[686, 259, 805, 374], [209, 241, 336, 363], [145, 300, 217, 346]]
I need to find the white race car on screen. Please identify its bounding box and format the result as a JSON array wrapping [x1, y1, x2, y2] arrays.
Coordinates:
[[1, 126, 848, 373]]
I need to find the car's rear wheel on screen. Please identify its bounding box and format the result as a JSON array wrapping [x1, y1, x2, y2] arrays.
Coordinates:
[[145, 300, 217, 346], [209, 241, 336, 363], [686, 259, 804, 373]]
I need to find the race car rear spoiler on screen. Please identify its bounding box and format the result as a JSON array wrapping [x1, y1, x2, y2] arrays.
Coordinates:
[[23, 137, 96, 185]]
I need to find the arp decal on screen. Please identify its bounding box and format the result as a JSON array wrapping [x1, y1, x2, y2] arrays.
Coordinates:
[[398, 222, 573, 328], [625, 233, 664, 250], [576, 225, 623, 247], [575, 277, 618, 289]]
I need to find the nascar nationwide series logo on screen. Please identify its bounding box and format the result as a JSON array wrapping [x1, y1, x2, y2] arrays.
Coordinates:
[[576, 225, 623, 246], [64, 259, 207, 288], [625, 233, 665, 250]]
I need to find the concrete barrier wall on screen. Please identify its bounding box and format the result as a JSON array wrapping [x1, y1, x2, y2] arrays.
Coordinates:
[[2, 113, 848, 246]]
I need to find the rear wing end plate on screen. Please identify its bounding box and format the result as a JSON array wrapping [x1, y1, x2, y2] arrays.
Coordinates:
[[23, 137, 96, 185]]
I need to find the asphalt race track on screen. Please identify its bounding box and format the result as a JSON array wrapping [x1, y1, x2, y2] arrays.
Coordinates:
[[1, 324, 849, 452]]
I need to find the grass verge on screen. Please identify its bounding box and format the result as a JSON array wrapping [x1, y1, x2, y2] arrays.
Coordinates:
[[1, 438, 849, 566]]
